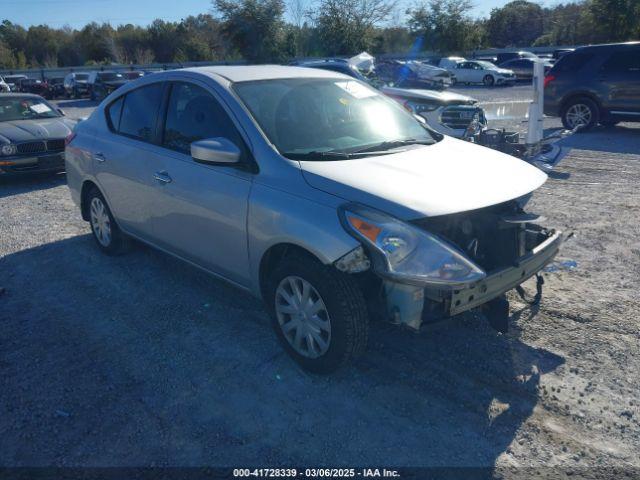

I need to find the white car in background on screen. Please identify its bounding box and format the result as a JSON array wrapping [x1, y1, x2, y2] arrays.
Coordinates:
[[451, 60, 516, 86], [0, 76, 9, 92]]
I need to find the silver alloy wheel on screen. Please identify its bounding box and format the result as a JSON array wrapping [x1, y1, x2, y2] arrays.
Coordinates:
[[565, 103, 592, 128], [90, 197, 111, 247], [275, 276, 331, 359]]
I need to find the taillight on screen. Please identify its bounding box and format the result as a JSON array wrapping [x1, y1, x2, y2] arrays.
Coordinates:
[[544, 74, 556, 89], [65, 132, 76, 146]]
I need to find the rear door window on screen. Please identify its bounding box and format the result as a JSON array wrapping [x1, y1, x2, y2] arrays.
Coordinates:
[[161, 82, 243, 155], [601, 50, 640, 73], [118, 83, 164, 142]]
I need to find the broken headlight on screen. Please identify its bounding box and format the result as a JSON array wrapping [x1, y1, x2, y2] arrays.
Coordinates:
[[339, 204, 486, 287]]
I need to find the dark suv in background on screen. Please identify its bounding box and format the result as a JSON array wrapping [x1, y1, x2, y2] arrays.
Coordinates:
[[544, 42, 640, 130]]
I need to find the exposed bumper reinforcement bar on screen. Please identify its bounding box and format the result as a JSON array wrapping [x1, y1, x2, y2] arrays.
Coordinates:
[[448, 230, 562, 316]]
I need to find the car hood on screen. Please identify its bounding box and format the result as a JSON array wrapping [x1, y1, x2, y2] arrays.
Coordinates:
[[380, 86, 476, 105], [0, 117, 76, 143], [300, 136, 547, 219]]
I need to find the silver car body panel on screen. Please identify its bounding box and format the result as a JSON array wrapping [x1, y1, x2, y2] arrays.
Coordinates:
[[66, 65, 547, 298], [300, 136, 547, 219]]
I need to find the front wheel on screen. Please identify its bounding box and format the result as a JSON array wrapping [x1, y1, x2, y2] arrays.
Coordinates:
[[265, 255, 369, 374], [483, 75, 495, 86], [562, 97, 599, 131]]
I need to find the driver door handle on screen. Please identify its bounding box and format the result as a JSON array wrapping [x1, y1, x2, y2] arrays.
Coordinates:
[[94, 152, 105, 162], [154, 171, 172, 184]]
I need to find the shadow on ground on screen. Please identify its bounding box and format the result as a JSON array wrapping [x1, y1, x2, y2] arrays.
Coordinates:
[[0, 172, 66, 199], [548, 124, 640, 156], [0, 234, 564, 467]]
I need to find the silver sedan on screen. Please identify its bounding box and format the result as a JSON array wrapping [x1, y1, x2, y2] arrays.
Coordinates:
[[66, 66, 561, 373]]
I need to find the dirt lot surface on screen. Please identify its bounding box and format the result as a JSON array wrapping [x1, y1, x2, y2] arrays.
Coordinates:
[[1, 87, 639, 477]]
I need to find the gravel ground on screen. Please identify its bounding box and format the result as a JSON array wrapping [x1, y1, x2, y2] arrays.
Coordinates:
[[1, 87, 639, 477]]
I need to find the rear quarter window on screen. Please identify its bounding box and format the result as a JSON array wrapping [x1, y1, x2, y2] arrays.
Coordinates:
[[106, 96, 124, 131], [552, 52, 595, 74]]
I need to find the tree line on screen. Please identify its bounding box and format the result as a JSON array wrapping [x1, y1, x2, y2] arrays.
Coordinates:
[[1, 0, 638, 69]]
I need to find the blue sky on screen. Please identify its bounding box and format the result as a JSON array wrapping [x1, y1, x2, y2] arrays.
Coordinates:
[[2, 0, 561, 28]]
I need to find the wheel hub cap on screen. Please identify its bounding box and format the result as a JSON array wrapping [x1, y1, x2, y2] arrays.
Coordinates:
[[275, 276, 331, 359], [566, 104, 592, 128], [90, 197, 111, 247]]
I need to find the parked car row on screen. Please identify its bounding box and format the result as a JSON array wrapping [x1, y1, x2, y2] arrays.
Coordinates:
[[0, 70, 152, 99]]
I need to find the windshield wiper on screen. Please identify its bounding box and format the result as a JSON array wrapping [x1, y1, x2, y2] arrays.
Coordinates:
[[350, 138, 433, 154], [282, 150, 354, 160]]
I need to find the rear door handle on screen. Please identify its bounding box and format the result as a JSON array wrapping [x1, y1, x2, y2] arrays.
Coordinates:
[[154, 171, 172, 184], [94, 152, 105, 162]]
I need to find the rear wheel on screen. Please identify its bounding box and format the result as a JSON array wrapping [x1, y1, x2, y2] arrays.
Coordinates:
[[562, 97, 599, 131], [86, 188, 128, 255], [483, 75, 495, 86], [265, 254, 369, 374]]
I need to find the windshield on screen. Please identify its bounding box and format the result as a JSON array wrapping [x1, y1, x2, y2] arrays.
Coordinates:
[[98, 72, 123, 81], [476, 61, 496, 69], [75, 74, 89, 81], [0, 96, 60, 122], [234, 78, 437, 159]]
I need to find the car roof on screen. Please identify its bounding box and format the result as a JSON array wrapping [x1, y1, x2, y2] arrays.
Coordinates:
[[183, 65, 347, 82], [576, 41, 640, 52]]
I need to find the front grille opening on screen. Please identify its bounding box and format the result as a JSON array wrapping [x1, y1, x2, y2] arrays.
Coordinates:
[[15, 139, 66, 155], [440, 106, 483, 130], [47, 139, 65, 152], [411, 201, 523, 272], [17, 141, 46, 155]]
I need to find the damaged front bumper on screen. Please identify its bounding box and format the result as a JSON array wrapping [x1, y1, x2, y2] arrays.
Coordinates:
[[383, 228, 562, 330], [447, 229, 561, 315]]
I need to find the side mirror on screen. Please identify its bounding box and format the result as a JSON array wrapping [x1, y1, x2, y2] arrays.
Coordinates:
[[191, 137, 241, 165], [57, 108, 65, 116]]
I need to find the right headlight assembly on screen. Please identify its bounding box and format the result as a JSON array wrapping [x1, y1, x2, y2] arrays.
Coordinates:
[[339, 204, 486, 288], [1, 144, 17, 156]]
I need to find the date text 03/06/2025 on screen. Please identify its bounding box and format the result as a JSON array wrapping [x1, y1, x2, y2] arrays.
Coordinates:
[[232, 468, 401, 478]]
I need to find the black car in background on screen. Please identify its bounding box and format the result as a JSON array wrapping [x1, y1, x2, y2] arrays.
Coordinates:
[[0, 94, 76, 175], [46, 77, 66, 99], [87, 71, 127, 100], [499, 58, 553, 80], [19, 78, 51, 98], [495, 51, 539, 65], [544, 42, 640, 130], [64, 72, 91, 98]]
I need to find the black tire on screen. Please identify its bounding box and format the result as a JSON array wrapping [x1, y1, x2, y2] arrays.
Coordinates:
[[265, 254, 369, 374], [561, 96, 599, 131], [85, 187, 128, 255], [483, 74, 495, 86]]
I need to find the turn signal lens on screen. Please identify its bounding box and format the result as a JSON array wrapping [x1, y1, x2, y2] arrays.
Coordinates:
[[346, 214, 382, 243]]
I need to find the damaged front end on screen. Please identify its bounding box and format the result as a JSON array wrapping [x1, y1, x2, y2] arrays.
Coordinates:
[[335, 200, 562, 332]]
